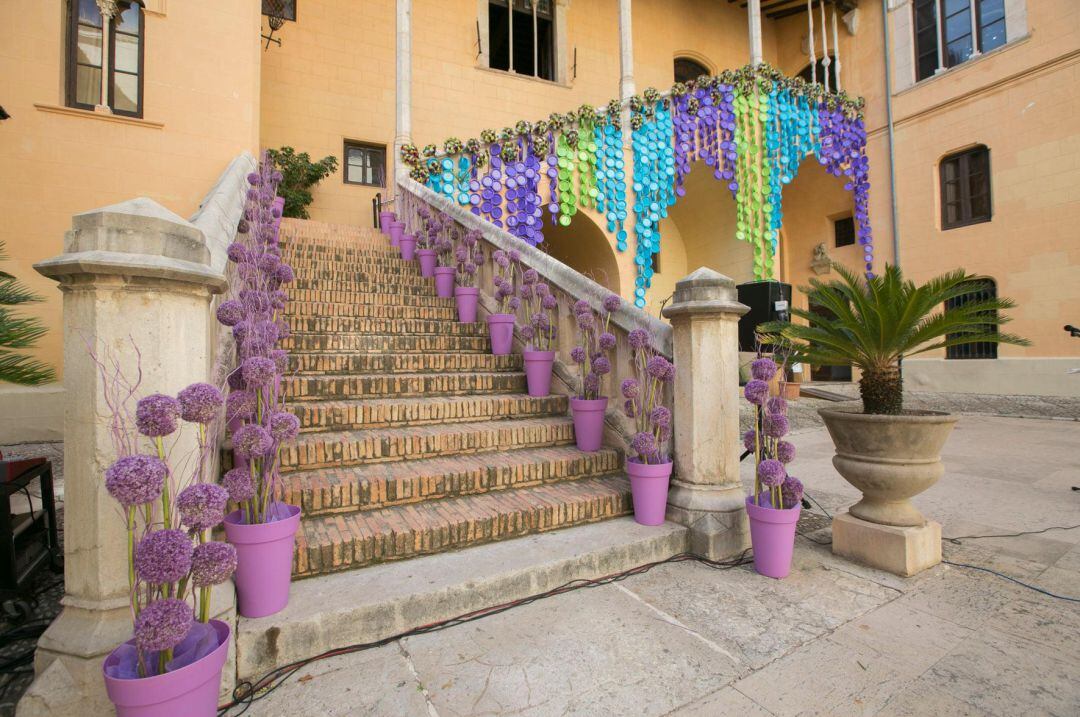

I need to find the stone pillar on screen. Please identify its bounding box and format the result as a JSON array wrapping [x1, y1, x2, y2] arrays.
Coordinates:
[[747, 0, 764, 66], [662, 268, 750, 559], [19, 199, 230, 716], [394, 0, 412, 183], [618, 0, 634, 101]]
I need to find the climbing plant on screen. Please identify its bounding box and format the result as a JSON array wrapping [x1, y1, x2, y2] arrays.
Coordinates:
[[265, 147, 339, 220]]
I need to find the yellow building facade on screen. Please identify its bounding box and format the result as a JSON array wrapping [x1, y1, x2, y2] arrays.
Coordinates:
[[1, 0, 1077, 442]]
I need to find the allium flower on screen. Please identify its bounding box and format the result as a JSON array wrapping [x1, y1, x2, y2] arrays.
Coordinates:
[[270, 349, 289, 374], [271, 290, 288, 310], [628, 329, 650, 350], [227, 371, 245, 391], [531, 312, 550, 330], [134, 599, 193, 653], [763, 413, 789, 438], [493, 250, 510, 268], [522, 268, 538, 285], [599, 332, 617, 350], [630, 431, 657, 457], [257, 253, 281, 273], [751, 358, 778, 381], [624, 399, 637, 418], [233, 424, 273, 459], [269, 411, 300, 442], [535, 283, 550, 297], [237, 219, 250, 235], [520, 325, 536, 342], [776, 441, 796, 464], [603, 294, 621, 313], [136, 394, 181, 437], [190, 542, 237, 588], [508, 249, 521, 263], [134, 530, 193, 584], [621, 378, 640, 399], [573, 299, 591, 315], [105, 455, 167, 507], [576, 312, 595, 330], [757, 459, 786, 488], [242, 356, 277, 386], [743, 380, 768, 405], [463, 262, 477, 275], [225, 389, 256, 421], [649, 406, 672, 429], [766, 397, 788, 416], [583, 372, 600, 396], [176, 484, 228, 532], [227, 243, 248, 264], [274, 263, 295, 284], [247, 172, 261, 185], [646, 355, 670, 380], [781, 476, 805, 509], [216, 300, 244, 327], [742, 429, 757, 453], [177, 383, 223, 424], [507, 296, 521, 311], [541, 294, 557, 310], [592, 356, 611, 375], [519, 284, 533, 300], [570, 346, 587, 364], [222, 467, 255, 503]]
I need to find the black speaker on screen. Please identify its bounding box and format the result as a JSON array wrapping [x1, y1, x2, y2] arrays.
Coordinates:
[[736, 280, 792, 352]]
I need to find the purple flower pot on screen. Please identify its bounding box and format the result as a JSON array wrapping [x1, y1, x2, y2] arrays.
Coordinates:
[[523, 349, 555, 397], [417, 249, 437, 277], [399, 234, 417, 261], [570, 396, 608, 452], [223, 502, 301, 618], [102, 620, 230, 717], [626, 459, 672, 526], [388, 220, 405, 247], [487, 313, 515, 355], [455, 286, 479, 323], [379, 211, 396, 236], [434, 267, 456, 298], [745, 495, 801, 579]]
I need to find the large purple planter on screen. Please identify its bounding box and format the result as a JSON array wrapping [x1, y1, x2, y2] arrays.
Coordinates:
[[570, 396, 608, 452], [434, 267, 456, 298], [523, 349, 555, 397], [487, 313, 515, 355], [223, 502, 301, 618], [417, 249, 437, 277], [102, 620, 230, 717], [379, 210, 396, 235], [626, 460, 672, 526], [388, 220, 405, 247], [455, 286, 479, 323], [745, 496, 801, 579], [399, 234, 417, 261]]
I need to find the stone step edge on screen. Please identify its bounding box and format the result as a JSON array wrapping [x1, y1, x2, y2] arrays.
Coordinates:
[[235, 518, 688, 679]]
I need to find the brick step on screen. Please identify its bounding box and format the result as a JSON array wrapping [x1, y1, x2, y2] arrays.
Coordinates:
[[282, 332, 490, 353], [292, 474, 632, 577], [290, 263, 422, 279], [290, 392, 564, 432], [282, 370, 525, 402], [279, 416, 576, 472], [282, 244, 399, 257], [282, 444, 621, 516], [292, 271, 432, 288], [285, 315, 488, 336], [286, 301, 457, 321], [289, 351, 522, 376], [285, 257, 426, 272], [286, 288, 448, 306], [280, 218, 382, 237]]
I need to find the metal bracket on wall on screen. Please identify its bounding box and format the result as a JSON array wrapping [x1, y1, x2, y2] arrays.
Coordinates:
[[475, 20, 483, 58], [572, 47, 577, 79]]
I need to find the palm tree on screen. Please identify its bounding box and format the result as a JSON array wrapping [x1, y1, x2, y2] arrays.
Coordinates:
[[760, 263, 1028, 415], [0, 242, 55, 385]]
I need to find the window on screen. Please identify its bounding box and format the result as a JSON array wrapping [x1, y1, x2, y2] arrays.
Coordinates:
[[940, 146, 991, 229], [797, 58, 839, 90], [344, 142, 386, 187], [674, 58, 710, 84], [262, 0, 297, 21], [833, 216, 855, 248], [914, 0, 1007, 81], [67, 0, 144, 117], [650, 251, 661, 275], [488, 0, 554, 81], [945, 279, 998, 359]]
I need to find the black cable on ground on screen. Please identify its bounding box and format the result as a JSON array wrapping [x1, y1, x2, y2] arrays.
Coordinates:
[[945, 524, 1080, 544], [942, 560, 1080, 603], [216, 551, 752, 716]]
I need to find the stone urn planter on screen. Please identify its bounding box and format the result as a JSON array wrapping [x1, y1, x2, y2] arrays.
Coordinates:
[[818, 407, 958, 527]]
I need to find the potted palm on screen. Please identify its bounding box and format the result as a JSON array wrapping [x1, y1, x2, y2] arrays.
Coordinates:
[[761, 264, 1027, 527]]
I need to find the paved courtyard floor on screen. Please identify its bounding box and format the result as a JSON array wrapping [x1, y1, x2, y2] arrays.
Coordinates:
[[240, 414, 1080, 716]]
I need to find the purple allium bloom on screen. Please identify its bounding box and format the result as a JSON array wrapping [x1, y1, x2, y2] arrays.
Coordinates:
[[621, 378, 640, 399], [463, 262, 478, 275], [242, 356, 277, 386], [105, 455, 167, 508], [763, 413, 789, 438], [776, 440, 796, 464], [535, 283, 550, 297], [522, 268, 538, 285], [781, 476, 805, 509], [628, 329, 650, 350], [493, 250, 510, 268], [624, 399, 637, 418], [257, 253, 280, 273], [520, 325, 536, 342], [270, 349, 289, 374], [222, 467, 255, 503], [575, 312, 595, 330], [177, 383, 223, 424], [190, 542, 237, 588], [233, 424, 273, 459], [508, 249, 521, 262], [592, 356, 611, 375], [757, 459, 786, 488], [227, 242, 248, 264], [766, 396, 788, 416], [541, 294, 557, 310], [227, 371, 245, 391], [743, 380, 768, 405], [136, 394, 181, 437], [274, 263, 295, 284], [750, 357, 778, 381], [646, 355, 669, 380], [271, 290, 288, 310], [570, 346, 587, 364], [269, 411, 300, 442], [216, 300, 244, 327], [276, 319, 290, 339], [134, 598, 193, 654], [599, 332, 617, 350], [631, 431, 657, 457], [583, 372, 600, 396], [602, 294, 621, 313], [649, 406, 672, 429], [519, 284, 533, 300], [237, 219, 250, 235], [134, 529, 193, 584], [507, 296, 521, 311], [246, 172, 261, 185], [742, 429, 757, 453], [176, 483, 228, 532], [531, 312, 551, 330], [573, 299, 591, 315]]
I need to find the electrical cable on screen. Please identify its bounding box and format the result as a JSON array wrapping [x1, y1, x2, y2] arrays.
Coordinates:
[[942, 560, 1080, 603], [216, 551, 752, 716], [945, 524, 1080, 544]]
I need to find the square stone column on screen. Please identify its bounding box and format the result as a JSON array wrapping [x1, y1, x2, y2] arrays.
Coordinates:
[[662, 268, 750, 559]]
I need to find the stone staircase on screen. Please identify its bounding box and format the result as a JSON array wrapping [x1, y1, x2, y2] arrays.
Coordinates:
[[276, 218, 634, 579]]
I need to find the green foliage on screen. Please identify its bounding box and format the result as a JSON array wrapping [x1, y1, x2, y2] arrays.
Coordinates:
[[265, 147, 339, 220], [0, 242, 55, 386], [760, 263, 1029, 414]]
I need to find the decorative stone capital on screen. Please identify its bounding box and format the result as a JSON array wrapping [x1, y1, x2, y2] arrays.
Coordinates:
[[95, 0, 120, 19], [661, 267, 749, 321]]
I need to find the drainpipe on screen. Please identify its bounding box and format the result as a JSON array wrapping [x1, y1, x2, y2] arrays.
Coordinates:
[[882, 0, 901, 267]]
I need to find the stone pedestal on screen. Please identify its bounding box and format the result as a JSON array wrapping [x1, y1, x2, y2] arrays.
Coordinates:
[[832, 512, 942, 577], [661, 268, 750, 559], [19, 199, 232, 717]]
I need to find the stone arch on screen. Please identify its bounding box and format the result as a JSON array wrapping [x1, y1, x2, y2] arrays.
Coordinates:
[[673, 54, 714, 83], [540, 210, 622, 294]]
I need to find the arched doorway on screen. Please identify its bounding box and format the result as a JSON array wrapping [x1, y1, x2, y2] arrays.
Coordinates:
[[540, 211, 621, 294], [674, 56, 711, 83], [797, 58, 838, 90]]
